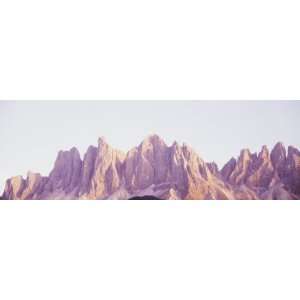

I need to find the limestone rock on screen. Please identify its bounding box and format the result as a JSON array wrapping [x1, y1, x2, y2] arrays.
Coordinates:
[[2, 136, 300, 200]]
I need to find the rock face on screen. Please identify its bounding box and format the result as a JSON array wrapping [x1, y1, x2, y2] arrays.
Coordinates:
[[3, 172, 47, 200], [122, 135, 234, 199], [79, 137, 125, 199], [1, 136, 300, 200], [220, 142, 300, 199]]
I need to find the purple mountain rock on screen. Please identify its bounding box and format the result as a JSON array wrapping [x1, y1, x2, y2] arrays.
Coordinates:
[[2, 136, 300, 200]]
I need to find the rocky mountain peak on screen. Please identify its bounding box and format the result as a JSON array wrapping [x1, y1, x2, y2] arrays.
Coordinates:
[[144, 133, 163, 142], [98, 136, 107, 145], [258, 145, 269, 160], [26, 170, 40, 179], [271, 142, 286, 160], [273, 141, 285, 153], [55, 147, 81, 163], [2, 138, 300, 200], [171, 141, 181, 152], [271, 142, 286, 167], [139, 134, 167, 150], [26, 171, 42, 187], [2, 175, 25, 200], [288, 145, 300, 157], [239, 148, 252, 162]]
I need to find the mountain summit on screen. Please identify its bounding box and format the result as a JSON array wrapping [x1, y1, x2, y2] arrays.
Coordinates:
[[2, 136, 300, 200]]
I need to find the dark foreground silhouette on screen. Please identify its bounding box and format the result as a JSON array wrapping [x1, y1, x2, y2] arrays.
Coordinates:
[[129, 195, 161, 200]]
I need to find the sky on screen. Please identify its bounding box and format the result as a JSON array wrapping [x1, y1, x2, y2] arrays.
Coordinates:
[[0, 100, 299, 192]]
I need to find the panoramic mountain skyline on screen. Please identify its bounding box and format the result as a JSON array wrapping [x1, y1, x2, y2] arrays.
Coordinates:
[[2, 134, 300, 200], [1, 100, 300, 192]]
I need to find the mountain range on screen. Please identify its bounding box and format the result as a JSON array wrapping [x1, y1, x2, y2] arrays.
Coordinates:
[[2, 135, 300, 200]]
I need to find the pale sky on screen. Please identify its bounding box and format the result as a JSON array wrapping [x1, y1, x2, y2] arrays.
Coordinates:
[[1, 100, 299, 192]]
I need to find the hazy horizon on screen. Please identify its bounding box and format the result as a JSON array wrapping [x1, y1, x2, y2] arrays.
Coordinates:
[[1, 100, 299, 192]]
